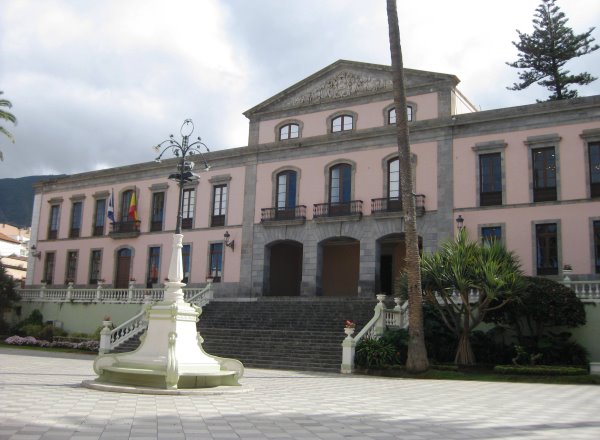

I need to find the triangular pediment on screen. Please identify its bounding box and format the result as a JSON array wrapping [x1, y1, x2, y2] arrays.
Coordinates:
[[244, 60, 458, 117]]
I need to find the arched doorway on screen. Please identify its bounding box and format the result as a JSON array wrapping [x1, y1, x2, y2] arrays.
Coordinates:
[[376, 234, 422, 296], [265, 240, 303, 296], [318, 237, 359, 297], [115, 248, 132, 288]]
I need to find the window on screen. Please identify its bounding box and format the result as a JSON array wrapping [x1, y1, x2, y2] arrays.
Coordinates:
[[386, 158, 402, 211], [536, 223, 558, 275], [276, 170, 297, 217], [211, 185, 227, 227], [182, 188, 195, 229], [70, 201, 83, 238], [43, 252, 55, 285], [93, 199, 106, 236], [120, 190, 134, 222], [481, 226, 502, 244], [387, 106, 413, 125], [331, 115, 353, 133], [151, 192, 165, 232], [209, 243, 223, 282], [589, 142, 600, 198], [89, 250, 102, 284], [182, 244, 191, 284], [330, 163, 352, 204], [279, 123, 299, 140], [479, 153, 502, 206], [147, 246, 160, 285], [594, 221, 600, 274], [48, 205, 60, 240], [65, 251, 78, 283], [532, 147, 557, 202]]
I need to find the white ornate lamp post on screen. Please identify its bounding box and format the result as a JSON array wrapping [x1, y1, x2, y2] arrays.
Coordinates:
[[87, 120, 244, 392]]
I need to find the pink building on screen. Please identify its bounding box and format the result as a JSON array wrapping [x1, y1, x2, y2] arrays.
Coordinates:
[[27, 60, 600, 298]]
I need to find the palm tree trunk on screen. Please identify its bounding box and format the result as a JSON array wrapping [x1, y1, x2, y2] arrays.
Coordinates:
[[386, 0, 428, 373]]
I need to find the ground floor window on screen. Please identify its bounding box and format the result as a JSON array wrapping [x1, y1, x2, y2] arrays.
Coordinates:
[[536, 223, 558, 275], [209, 243, 223, 282]]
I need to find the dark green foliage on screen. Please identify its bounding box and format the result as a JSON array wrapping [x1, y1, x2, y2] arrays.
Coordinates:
[[470, 330, 514, 366], [422, 303, 456, 363], [0, 175, 61, 227], [355, 337, 398, 369], [0, 263, 19, 332], [536, 332, 588, 366], [494, 365, 588, 376], [507, 0, 599, 100], [486, 276, 586, 342], [380, 328, 409, 364]]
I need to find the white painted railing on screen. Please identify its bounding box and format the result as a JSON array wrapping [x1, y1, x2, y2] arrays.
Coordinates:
[[341, 294, 408, 374], [563, 280, 600, 300], [17, 283, 213, 304], [99, 283, 213, 353]]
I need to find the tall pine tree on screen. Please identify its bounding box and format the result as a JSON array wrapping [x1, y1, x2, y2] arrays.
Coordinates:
[[507, 0, 599, 100]]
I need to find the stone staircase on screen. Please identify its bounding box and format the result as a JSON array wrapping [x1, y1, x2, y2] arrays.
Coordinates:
[[198, 298, 377, 372], [113, 297, 378, 372]]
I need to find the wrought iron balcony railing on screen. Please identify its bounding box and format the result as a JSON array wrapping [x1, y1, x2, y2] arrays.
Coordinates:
[[110, 220, 141, 237], [261, 206, 307, 222], [313, 201, 363, 219], [371, 195, 426, 216]]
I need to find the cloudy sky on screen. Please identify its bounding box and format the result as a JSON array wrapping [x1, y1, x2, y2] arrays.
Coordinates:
[[1, 0, 599, 179]]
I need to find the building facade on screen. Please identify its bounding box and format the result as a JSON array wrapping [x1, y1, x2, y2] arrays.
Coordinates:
[[26, 60, 600, 298]]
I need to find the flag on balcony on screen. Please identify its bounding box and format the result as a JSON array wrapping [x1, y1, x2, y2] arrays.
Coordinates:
[[128, 190, 138, 222], [107, 189, 115, 223]]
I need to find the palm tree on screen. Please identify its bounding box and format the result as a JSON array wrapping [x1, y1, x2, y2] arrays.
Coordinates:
[[386, 0, 428, 373], [421, 230, 526, 365], [0, 91, 17, 161]]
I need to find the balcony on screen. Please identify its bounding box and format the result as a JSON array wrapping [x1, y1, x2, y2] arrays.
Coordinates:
[[211, 215, 225, 227], [371, 195, 426, 217], [261, 206, 306, 226], [313, 201, 362, 222], [109, 220, 141, 239]]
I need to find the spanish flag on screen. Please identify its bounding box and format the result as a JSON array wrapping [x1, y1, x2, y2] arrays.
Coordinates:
[[128, 190, 138, 221]]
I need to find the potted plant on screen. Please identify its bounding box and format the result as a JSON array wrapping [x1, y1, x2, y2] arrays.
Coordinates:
[[102, 315, 112, 327], [344, 319, 356, 337]]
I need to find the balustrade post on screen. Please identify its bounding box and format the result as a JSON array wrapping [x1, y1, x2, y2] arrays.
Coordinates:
[[96, 283, 102, 300], [99, 320, 112, 354], [39, 282, 46, 299], [341, 327, 356, 374], [128, 281, 134, 302], [66, 282, 73, 300], [374, 294, 387, 337], [393, 297, 403, 327]]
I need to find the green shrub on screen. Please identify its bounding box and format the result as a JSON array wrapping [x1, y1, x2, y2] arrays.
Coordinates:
[[20, 323, 43, 339], [422, 303, 456, 363], [494, 365, 588, 376], [355, 338, 398, 369], [380, 328, 409, 363]]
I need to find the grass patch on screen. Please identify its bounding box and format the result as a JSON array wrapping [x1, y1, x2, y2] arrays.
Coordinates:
[[354, 365, 600, 385]]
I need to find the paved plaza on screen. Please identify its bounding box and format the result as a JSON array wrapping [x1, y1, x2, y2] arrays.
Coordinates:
[[1, 348, 600, 439]]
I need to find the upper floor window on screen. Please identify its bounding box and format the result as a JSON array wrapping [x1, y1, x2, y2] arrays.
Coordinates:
[[535, 223, 558, 275], [532, 147, 557, 202], [479, 153, 502, 206], [43, 252, 55, 285], [147, 246, 160, 286], [182, 188, 195, 230], [279, 123, 300, 140], [330, 163, 352, 204], [211, 185, 227, 227], [387, 106, 414, 125], [93, 199, 106, 236], [151, 192, 165, 232], [89, 249, 102, 284], [65, 250, 78, 283], [70, 201, 83, 238], [48, 204, 60, 240], [589, 142, 600, 198], [388, 158, 400, 200], [331, 115, 353, 133], [120, 190, 139, 223], [277, 170, 297, 212]]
